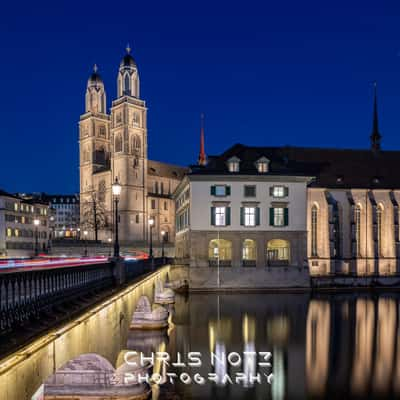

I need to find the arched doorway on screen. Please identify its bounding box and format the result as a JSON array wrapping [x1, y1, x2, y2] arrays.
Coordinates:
[[209, 239, 232, 267], [266, 239, 290, 265], [242, 239, 256, 267]]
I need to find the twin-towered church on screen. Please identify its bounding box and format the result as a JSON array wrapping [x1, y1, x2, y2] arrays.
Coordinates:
[[80, 47, 400, 284], [79, 46, 186, 247]]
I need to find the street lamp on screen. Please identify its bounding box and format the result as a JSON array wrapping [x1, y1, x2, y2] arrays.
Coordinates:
[[48, 216, 55, 253], [83, 230, 88, 256], [33, 218, 40, 257], [161, 230, 166, 261], [107, 237, 112, 257], [148, 217, 155, 259], [112, 177, 122, 258]]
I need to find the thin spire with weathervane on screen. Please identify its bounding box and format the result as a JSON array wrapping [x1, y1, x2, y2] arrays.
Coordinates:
[[198, 113, 207, 166], [370, 81, 382, 151], [93, 63, 98, 73]]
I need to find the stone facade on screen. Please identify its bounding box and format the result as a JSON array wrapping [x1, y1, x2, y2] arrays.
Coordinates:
[[0, 190, 51, 257], [308, 188, 400, 277]]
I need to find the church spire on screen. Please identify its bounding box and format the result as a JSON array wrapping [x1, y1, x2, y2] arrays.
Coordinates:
[[370, 81, 382, 151], [198, 113, 207, 166]]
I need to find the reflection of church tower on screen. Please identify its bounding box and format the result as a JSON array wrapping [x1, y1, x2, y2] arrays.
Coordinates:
[[110, 46, 148, 242], [79, 65, 111, 225]]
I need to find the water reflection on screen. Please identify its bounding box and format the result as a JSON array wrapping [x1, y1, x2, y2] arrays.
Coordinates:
[[34, 292, 400, 399]]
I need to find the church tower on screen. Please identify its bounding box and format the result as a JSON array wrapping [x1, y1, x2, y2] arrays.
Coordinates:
[[79, 66, 111, 232], [110, 46, 148, 242]]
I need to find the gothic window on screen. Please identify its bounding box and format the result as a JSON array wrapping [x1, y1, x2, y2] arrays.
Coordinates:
[[124, 74, 131, 95], [377, 204, 383, 256], [98, 125, 106, 138], [333, 203, 341, 258], [132, 135, 141, 153], [133, 157, 139, 168], [115, 134, 123, 153], [116, 113, 122, 125], [355, 205, 361, 257], [98, 180, 106, 202], [132, 112, 140, 126], [311, 205, 318, 257]]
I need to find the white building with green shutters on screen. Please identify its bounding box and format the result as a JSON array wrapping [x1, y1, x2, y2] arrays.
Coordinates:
[[173, 143, 313, 271]]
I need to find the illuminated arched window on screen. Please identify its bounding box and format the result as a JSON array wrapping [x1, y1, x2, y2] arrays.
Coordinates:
[[115, 134, 122, 153], [377, 204, 383, 257], [311, 205, 318, 257], [208, 239, 232, 261], [267, 239, 290, 263], [355, 205, 361, 257], [242, 239, 256, 262]]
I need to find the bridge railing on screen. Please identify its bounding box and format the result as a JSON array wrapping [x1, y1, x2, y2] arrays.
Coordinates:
[[0, 257, 170, 334]]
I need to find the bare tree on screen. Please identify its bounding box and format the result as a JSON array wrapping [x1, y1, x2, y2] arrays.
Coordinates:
[[80, 192, 108, 242]]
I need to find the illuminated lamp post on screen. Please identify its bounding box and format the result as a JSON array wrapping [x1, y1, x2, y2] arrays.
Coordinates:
[[112, 177, 122, 258], [148, 217, 155, 259], [33, 218, 40, 257], [161, 230, 166, 261]]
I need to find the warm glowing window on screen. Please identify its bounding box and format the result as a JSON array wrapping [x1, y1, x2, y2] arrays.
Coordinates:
[[215, 207, 226, 226], [311, 205, 318, 256]]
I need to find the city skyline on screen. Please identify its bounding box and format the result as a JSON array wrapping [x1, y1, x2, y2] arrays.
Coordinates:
[[2, 0, 400, 193]]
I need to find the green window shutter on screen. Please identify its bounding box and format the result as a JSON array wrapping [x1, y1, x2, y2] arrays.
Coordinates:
[[226, 186, 231, 196], [211, 207, 215, 225], [269, 208, 274, 226], [226, 207, 231, 225], [269, 187, 274, 196], [256, 207, 260, 225], [284, 208, 289, 226], [240, 207, 244, 225], [284, 187, 289, 197], [210, 186, 216, 195]]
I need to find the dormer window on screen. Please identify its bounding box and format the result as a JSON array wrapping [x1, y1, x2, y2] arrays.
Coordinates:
[[255, 157, 270, 173], [227, 156, 240, 173]]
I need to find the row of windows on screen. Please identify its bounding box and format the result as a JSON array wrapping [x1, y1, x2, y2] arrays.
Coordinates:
[[5, 202, 35, 213], [114, 134, 141, 153], [153, 181, 170, 196], [176, 209, 190, 232], [151, 199, 168, 211], [113, 111, 141, 127], [176, 188, 190, 209], [210, 206, 289, 227], [52, 197, 78, 204], [210, 185, 289, 198], [6, 242, 34, 250], [207, 238, 290, 263], [226, 157, 270, 174], [5, 215, 47, 226], [311, 203, 386, 259], [6, 228, 47, 238]]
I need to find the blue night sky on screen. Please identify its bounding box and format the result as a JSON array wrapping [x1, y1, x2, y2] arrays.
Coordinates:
[[1, 0, 400, 194]]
